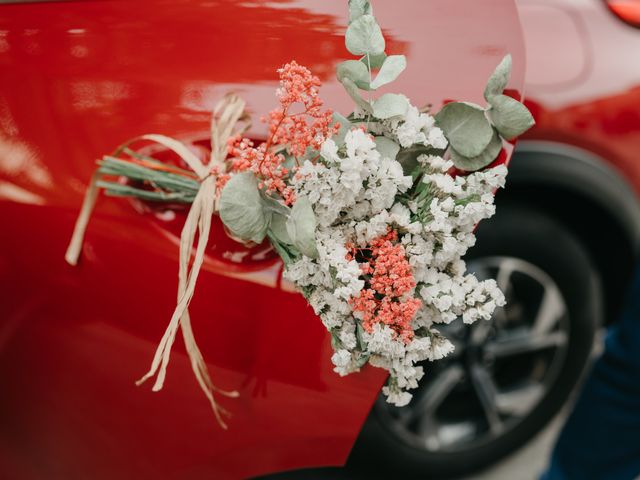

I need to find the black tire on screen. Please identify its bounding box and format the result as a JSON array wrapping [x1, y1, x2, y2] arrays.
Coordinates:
[[348, 204, 603, 479]]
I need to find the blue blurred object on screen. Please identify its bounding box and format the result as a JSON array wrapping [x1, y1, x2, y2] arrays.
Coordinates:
[[542, 264, 640, 480]]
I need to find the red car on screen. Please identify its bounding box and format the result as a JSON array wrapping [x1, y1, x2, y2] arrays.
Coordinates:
[[0, 1, 638, 479]]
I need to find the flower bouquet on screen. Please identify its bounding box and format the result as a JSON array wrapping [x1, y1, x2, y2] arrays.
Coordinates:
[[66, 0, 534, 428]]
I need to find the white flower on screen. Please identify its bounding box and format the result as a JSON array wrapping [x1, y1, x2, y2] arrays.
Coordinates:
[[383, 105, 447, 151], [427, 334, 455, 361], [390, 202, 411, 226], [331, 349, 354, 376], [418, 154, 453, 173], [382, 386, 412, 407]]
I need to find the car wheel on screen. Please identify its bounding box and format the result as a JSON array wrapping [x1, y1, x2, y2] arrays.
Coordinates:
[[348, 204, 603, 479]]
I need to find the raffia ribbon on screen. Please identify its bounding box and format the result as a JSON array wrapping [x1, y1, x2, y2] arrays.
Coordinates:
[[65, 94, 249, 428]]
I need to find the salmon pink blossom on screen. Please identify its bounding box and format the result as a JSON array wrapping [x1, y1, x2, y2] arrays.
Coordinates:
[[349, 230, 422, 343], [226, 61, 338, 205]]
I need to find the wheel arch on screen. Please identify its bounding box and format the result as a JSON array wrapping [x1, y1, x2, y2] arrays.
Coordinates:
[[502, 140, 640, 323]]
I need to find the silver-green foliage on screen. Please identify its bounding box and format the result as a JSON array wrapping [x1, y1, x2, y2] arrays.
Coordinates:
[[218, 172, 270, 244], [286, 196, 319, 258], [337, 0, 407, 127], [435, 54, 535, 171]]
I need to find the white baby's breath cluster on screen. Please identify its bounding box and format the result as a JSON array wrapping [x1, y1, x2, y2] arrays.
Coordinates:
[[367, 103, 449, 151], [284, 99, 507, 406]]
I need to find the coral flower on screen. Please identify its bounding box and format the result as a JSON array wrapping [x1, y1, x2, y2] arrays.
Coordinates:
[[350, 230, 422, 343], [226, 61, 339, 205]]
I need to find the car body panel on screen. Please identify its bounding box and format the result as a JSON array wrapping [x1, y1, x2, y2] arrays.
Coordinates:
[[518, 0, 640, 196], [513, 0, 640, 324], [0, 1, 525, 478]]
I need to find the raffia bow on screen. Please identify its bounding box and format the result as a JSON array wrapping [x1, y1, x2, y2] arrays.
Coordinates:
[[65, 94, 249, 428]]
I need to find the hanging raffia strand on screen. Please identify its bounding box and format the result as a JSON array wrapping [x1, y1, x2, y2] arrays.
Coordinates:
[[65, 94, 249, 428]]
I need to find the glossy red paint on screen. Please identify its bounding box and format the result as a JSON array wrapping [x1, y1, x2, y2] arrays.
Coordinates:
[[0, 1, 526, 478]]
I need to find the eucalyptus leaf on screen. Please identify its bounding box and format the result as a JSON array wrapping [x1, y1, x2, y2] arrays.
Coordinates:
[[348, 0, 372, 23], [361, 52, 387, 70], [333, 111, 352, 146], [449, 128, 503, 172], [396, 144, 442, 174], [219, 171, 269, 244], [269, 211, 292, 245], [345, 14, 385, 56], [341, 77, 372, 112], [374, 136, 400, 161], [356, 322, 367, 349], [330, 330, 344, 350], [261, 191, 290, 216], [435, 101, 493, 157], [354, 353, 370, 369], [487, 94, 535, 140], [286, 196, 319, 258], [484, 54, 512, 102], [372, 93, 409, 119], [281, 151, 296, 171], [370, 55, 406, 89], [268, 232, 296, 266], [337, 60, 371, 90]]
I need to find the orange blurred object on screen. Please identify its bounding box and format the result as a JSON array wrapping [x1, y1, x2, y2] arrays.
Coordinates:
[[607, 0, 640, 26]]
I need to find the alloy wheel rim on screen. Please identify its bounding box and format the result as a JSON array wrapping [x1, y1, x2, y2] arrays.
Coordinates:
[[376, 256, 570, 453]]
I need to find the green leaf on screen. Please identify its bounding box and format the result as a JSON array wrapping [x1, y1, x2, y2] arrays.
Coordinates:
[[268, 211, 292, 245], [268, 232, 296, 266], [396, 144, 434, 174], [336, 60, 371, 90], [261, 192, 291, 244], [370, 55, 406, 89], [435, 101, 493, 157], [372, 93, 409, 119], [354, 353, 370, 369], [374, 136, 400, 161], [487, 94, 535, 140], [281, 151, 296, 171], [449, 128, 503, 171], [330, 330, 344, 350], [356, 321, 367, 349], [348, 0, 372, 23], [361, 52, 387, 70], [286, 196, 319, 258], [360, 52, 387, 70], [484, 54, 512, 102], [340, 77, 372, 112], [332, 112, 352, 146], [219, 171, 270, 244], [261, 191, 290, 217], [345, 14, 385, 56]]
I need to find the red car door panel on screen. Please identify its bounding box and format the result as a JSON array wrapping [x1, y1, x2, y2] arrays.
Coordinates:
[[0, 1, 526, 478]]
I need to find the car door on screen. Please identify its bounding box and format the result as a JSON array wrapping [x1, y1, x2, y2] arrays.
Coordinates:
[[0, 1, 526, 478]]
